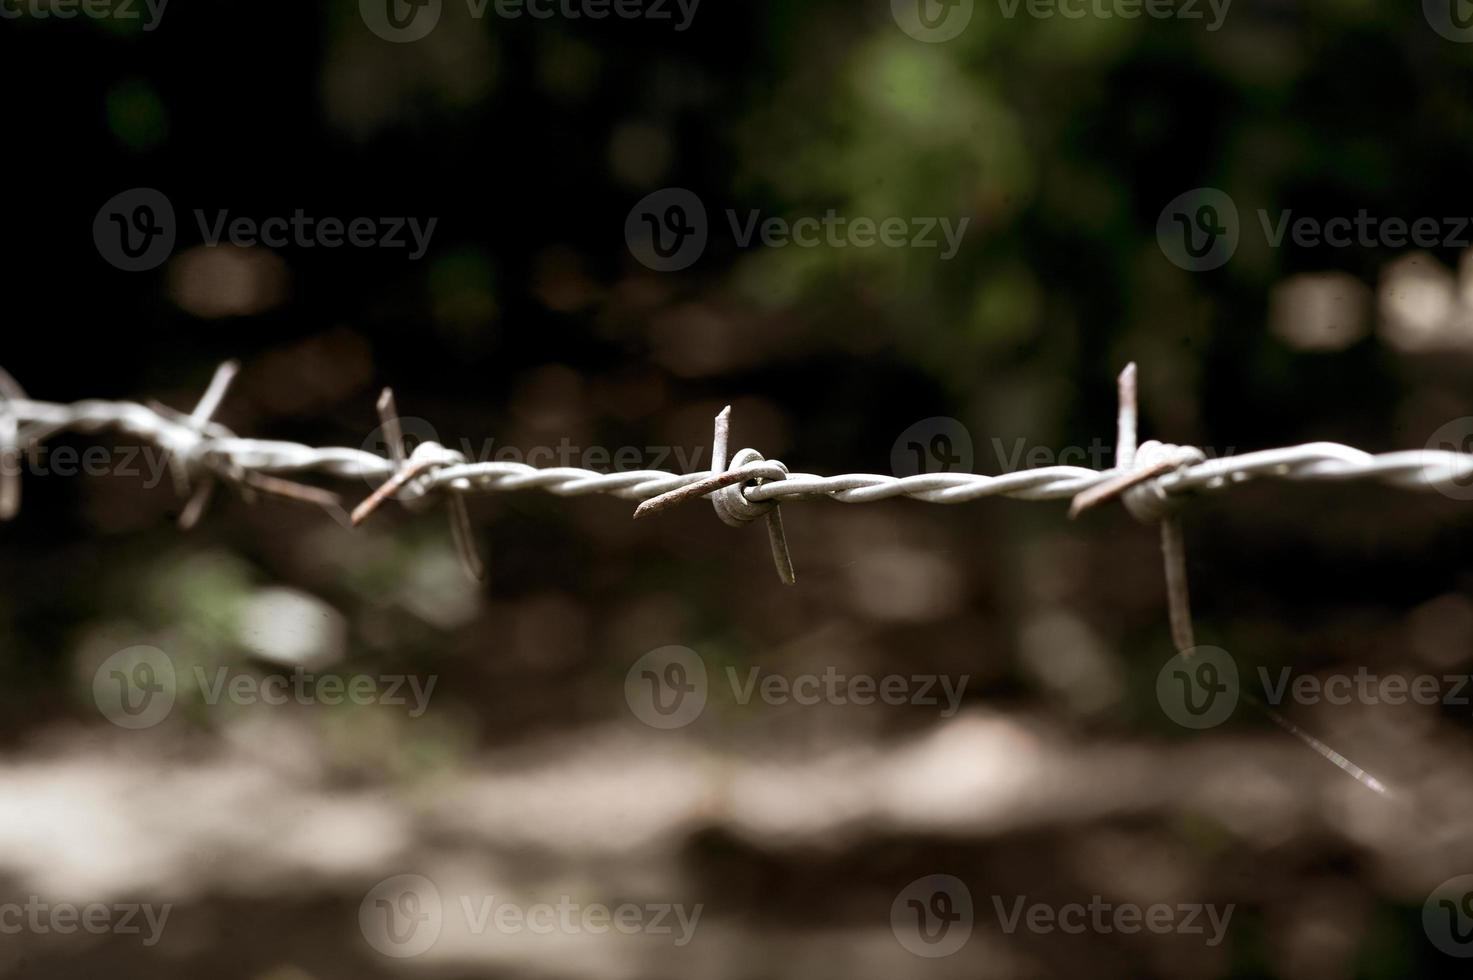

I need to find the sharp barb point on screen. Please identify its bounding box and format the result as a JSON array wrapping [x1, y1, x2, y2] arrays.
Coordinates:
[[447, 495, 486, 582], [375, 388, 406, 466]]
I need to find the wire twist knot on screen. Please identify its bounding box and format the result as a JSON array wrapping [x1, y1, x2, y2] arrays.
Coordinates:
[[631, 407, 797, 584], [1120, 440, 1206, 524], [399, 442, 470, 507], [711, 448, 790, 527], [349, 389, 485, 581]]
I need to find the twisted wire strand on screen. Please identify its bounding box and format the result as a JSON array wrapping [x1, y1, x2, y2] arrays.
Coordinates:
[[4, 393, 1473, 511], [8, 370, 1427, 797]]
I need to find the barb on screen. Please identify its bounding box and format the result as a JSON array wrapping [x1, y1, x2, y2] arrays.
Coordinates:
[[354, 387, 486, 582], [1, 359, 1470, 523], [0, 364, 28, 521], [0, 359, 1434, 793], [633, 406, 797, 583], [1091, 364, 1392, 799]]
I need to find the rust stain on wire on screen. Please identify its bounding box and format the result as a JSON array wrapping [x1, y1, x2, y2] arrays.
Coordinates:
[[0, 358, 1414, 795]]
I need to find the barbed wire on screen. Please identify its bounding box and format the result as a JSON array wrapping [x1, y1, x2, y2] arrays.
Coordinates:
[[2, 358, 1447, 796], [3, 360, 1472, 570]]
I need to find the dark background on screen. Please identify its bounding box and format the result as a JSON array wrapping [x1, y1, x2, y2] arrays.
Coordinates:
[[2, 1, 1473, 977]]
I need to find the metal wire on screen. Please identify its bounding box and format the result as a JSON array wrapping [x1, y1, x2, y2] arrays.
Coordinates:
[[5, 355, 1470, 593], [0, 359, 1437, 795], [4, 368, 1471, 514]]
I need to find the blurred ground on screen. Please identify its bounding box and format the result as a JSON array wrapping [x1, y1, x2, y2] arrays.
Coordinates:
[[4, 1, 1473, 977]]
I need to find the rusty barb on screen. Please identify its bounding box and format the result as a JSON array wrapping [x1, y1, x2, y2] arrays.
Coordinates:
[[633, 405, 797, 584], [1067, 363, 1199, 651], [1065, 363, 1390, 798], [350, 388, 485, 582], [0, 357, 1433, 794], [6, 359, 1470, 546], [0, 360, 352, 531]]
